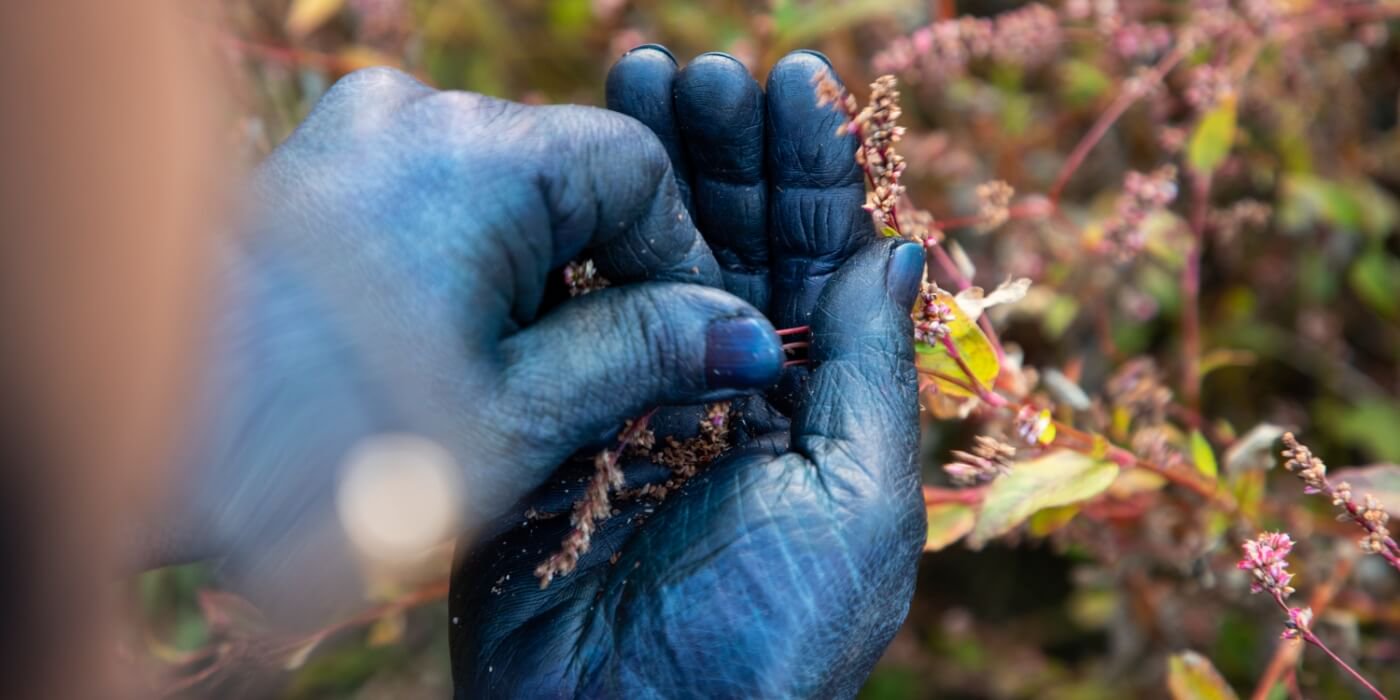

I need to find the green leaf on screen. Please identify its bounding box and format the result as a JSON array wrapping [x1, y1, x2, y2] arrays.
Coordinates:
[[1187, 96, 1237, 174], [1349, 249, 1400, 318], [1060, 59, 1111, 107], [1190, 430, 1218, 480], [924, 502, 977, 552], [968, 451, 1118, 547], [1166, 651, 1240, 700], [915, 290, 1001, 398], [1330, 464, 1400, 516], [881, 226, 902, 238], [1318, 398, 1400, 462], [1280, 174, 1399, 237], [769, 0, 919, 53]]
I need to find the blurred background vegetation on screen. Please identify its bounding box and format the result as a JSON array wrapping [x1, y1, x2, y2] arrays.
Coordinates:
[[135, 0, 1400, 696]]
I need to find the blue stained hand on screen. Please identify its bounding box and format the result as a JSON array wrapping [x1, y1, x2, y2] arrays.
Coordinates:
[[448, 48, 926, 699]]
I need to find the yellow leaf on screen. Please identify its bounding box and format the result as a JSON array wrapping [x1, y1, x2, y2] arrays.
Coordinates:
[[1109, 469, 1167, 498], [915, 290, 1000, 398], [1190, 430, 1218, 480], [286, 0, 345, 38], [969, 451, 1118, 548], [367, 611, 406, 647], [1028, 504, 1079, 536], [1187, 95, 1237, 175], [1167, 651, 1240, 700], [336, 46, 401, 72], [924, 502, 977, 552], [1036, 409, 1056, 445]]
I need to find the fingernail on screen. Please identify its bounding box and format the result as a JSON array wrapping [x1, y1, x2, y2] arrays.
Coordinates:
[[705, 317, 783, 390], [695, 51, 746, 68], [792, 49, 834, 69], [887, 242, 924, 307], [628, 44, 677, 65]]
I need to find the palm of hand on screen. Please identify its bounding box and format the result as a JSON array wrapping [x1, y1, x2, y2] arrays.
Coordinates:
[[451, 49, 925, 698]]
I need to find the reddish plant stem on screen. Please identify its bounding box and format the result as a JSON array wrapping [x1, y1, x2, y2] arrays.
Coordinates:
[[1048, 43, 1189, 205], [1251, 555, 1356, 700], [936, 335, 1007, 407], [923, 484, 987, 506], [1050, 418, 1235, 510], [1182, 170, 1211, 411], [1268, 592, 1387, 699], [776, 325, 810, 336], [926, 311, 1231, 509], [923, 243, 1008, 363], [1292, 454, 1400, 571], [782, 341, 810, 351]]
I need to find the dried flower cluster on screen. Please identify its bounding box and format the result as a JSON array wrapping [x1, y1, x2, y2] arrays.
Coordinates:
[[534, 447, 625, 589], [1106, 358, 1172, 425], [1280, 433, 1328, 495], [646, 402, 732, 497], [873, 4, 1062, 79], [1237, 531, 1296, 598], [1282, 433, 1399, 566], [563, 259, 609, 296], [912, 283, 955, 345], [1209, 199, 1271, 244], [1101, 165, 1179, 260], [974, 180, 1014, 233], [944, 436, 1016, 486], [536, 404, 736, 588], [1184, 64, 1235, 111], [1014, 405, 1054, 446], [826, 74, 908, 229], [902, 208, 945, 248]]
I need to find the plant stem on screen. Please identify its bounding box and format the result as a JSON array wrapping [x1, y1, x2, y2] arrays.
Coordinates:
[[1251, 554, 1357, 700], [937, 335, 1007, 407], [923, 485, 987, 506], [1269, 593, 1388, 700], [1182, 170, 1210, 411], [1048, 43, 1189, 205], [924, 243, 1008, 364]]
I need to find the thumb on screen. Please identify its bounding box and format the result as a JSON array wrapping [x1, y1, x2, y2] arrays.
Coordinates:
[[791, 238, 924, 498], [496, 282, 782, 472]]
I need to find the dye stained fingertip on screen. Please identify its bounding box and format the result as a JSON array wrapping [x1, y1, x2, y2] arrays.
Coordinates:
[[624, 43, 677, 65], [886, 242, 924, 308]]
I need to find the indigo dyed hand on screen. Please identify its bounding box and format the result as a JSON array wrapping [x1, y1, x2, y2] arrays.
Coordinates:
[[158, 66, 792, 624], [450, 49, 926, 698]]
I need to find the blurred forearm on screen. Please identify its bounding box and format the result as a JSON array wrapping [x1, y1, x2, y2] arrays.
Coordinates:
[[134, 237, 390, 623]]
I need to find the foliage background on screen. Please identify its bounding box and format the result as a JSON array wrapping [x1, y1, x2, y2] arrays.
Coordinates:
[[136, 0, 1400, 697]]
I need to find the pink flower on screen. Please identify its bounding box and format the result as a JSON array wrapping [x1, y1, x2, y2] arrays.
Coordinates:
[[1237, 531, 1296, 598]]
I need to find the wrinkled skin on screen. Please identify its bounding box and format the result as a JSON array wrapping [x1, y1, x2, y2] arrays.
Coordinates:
[[449, 48, 926, 698], [154, 43, 923, 696]]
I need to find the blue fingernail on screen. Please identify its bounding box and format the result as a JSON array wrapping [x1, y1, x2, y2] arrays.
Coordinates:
[[628, 44, 677, 65], [695, 51, 745, 67], [792, 49, 834, 69], [887, 242, 924, 307], [705, 317, 783, 390]]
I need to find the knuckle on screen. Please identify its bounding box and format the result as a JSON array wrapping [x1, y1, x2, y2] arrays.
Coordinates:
[[324, 66, 423, 105], [419, 90, 518, 128], [628, 287, 690, 376], [557, 106, 671, 185]]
